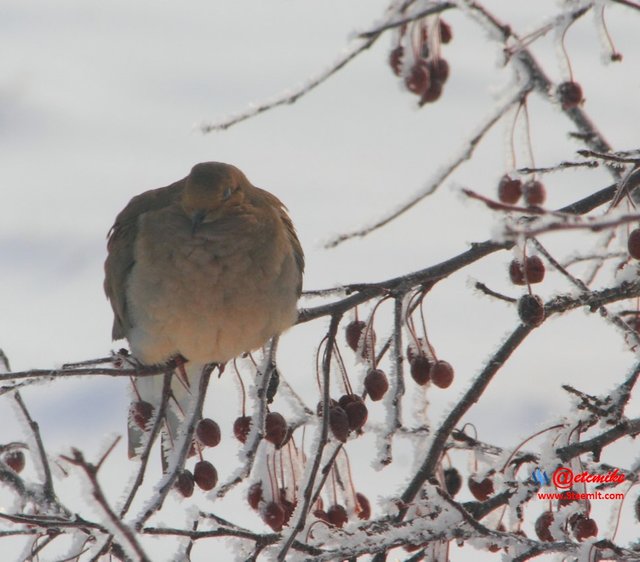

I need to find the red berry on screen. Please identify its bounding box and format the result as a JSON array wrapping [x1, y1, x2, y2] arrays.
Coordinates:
[[327, 504, 348, 528], [313, 508, 330, 523], [364, 369, 388, 401], [355, 492, 371, 520], [509, 259, 526, 285], [339, 395, 368, 431], [233, 415, 251, 443], [405, 62, 431, 95], [329, 405, 350, 442], [468, 476, 494, 501], [316, 398, 339, 417], [281, 499, 296, 526], [419, 80, 443, 105], [557, 81, 583, 110], [196, 418, 221, 447], [523, 180, 546, 206], [524, 256, 545, 283], [389, 46, 404, 76], [262, 501, 285, 531], [193, 460, 218, 491], [410, 355, 431, 385], [265, 412, 288, 448], [406, 338, 426, 363], [628, 228, 640, 259], [130, 400, 154, 430], [518, 294, 545, 327], [535, 511, 554, 542], [247, 482, 263, 510], [4, 451, 25, 473], [431, 360, 454, 388], [279, 489, 296, 526], [429, 58, 449, 83], [444, 467, 462, 496], [571, 515, 598, 541], [345, 320, 366, 351], [175, 470, 195, 498], [510, 257, 545, 285], [498, 175, 522, 204], [439, 20, 453, 44]]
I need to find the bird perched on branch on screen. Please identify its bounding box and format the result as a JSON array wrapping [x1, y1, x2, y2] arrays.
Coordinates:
[[104, 162, 304, 458]]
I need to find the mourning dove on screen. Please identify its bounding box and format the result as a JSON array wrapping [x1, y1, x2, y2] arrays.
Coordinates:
[[104, 162, 304, 457]]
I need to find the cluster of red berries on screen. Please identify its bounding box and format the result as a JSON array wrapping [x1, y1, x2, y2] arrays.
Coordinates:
[[233, 410, 290, 449], [557, 81, 584, 110], [535, 494, 598, 543], [313, 492, 371, 528], [498, 175, 547, 207], [388, 18, 453, 106], [247, 480, 297, 532], [341, 318, 388, 440], [130, 401, 223, 495], [509, 252, 547, 327], [407, 338, 454, 389], [318, 393, 368, 443], [346, 319, 389, 400], [173, 417, 221, 496]]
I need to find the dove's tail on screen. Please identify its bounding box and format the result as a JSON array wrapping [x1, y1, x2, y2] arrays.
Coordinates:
[[127, 362, 205, 470]]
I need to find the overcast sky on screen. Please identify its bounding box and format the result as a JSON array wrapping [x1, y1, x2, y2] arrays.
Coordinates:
[[1, 1, 639, 560]]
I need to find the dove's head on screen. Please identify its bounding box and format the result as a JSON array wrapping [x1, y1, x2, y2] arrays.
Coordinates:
[[182, 162, 248, 224]]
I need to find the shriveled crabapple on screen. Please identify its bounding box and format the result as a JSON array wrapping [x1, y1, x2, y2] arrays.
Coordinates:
[[280, 490, 296, 526], [627, 228, 640, 260], [429, 58, 449, 83], [247, 482, 263, 510], [509, 256, 545, 285], [364, 368, 388, 401], [557, 81, 583, 110], [196, 417, 221, 447], [355, 492, 371, 520], [262, 501, 286, 531], [419, 80, 443, 105], [345, 320, 366, 351], [193, 460, 218, 491], [175, 469, 195, 498], [535, 511, 554, 542], [522, 179, 546, 206], [388, 45, 404, 76], [467, 475, 494, 501], [410, 355, 431, 385], [570, 514, 598, 541], [265, 411, 288, 448], [518, 294, 545, 327], [3, 450, 25, 473], [498, 175, 522, 204], [329, 405, 350, 442], [439, 20, 453, 43], [338, 394, 368, 431], [327, 504, 348, 528], [313, 508, 330, 523], [431, 360, 454, 388], [405, 61, 431, 95], [443, 467, 462, 496], [130, 400, 154, 430], [233, 415, 251, 443]]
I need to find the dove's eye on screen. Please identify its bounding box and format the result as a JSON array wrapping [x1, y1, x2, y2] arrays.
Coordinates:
[[222, 187, 233, 200]]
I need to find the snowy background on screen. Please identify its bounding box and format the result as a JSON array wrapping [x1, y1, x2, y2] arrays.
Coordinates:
[[1, 0, 639, 560]]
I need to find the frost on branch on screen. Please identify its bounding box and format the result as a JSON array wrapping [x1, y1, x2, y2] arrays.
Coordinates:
[[3, 1, 640, 561]]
